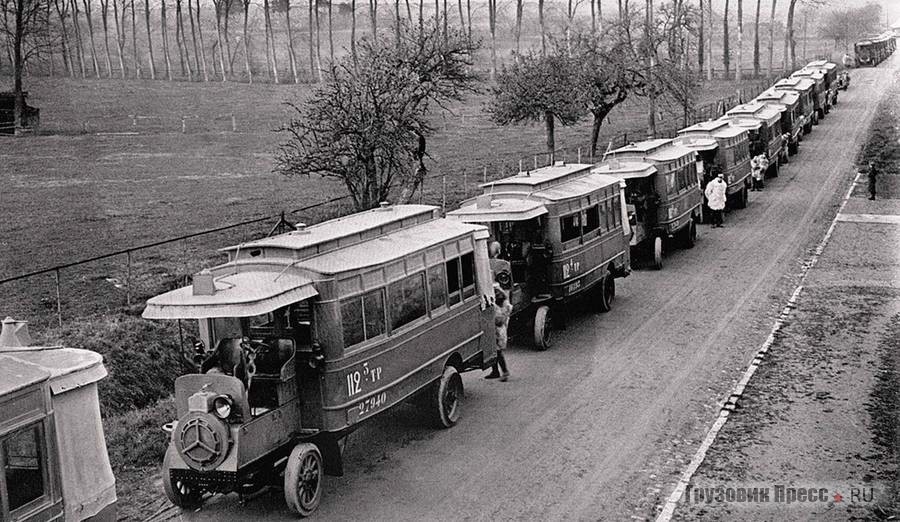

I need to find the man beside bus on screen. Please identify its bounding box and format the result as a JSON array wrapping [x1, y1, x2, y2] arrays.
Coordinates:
[[705, 174, 728, 227]]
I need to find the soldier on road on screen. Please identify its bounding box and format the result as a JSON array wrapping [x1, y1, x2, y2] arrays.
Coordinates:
[[868, 161, 878, 200], [705, 174, 728, 227]]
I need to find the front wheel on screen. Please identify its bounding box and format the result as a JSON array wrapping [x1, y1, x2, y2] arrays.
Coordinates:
[[533, 305, 552, 350], [162, 451, 203, 509], [431, 365, 463, 428], [651, 236, 663, 270], [597, 275, 615, 313], [284, 443, 324, 517]]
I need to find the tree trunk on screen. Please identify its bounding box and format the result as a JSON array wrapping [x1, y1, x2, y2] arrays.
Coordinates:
[[706, 0, 712, 80], [194, 0, 209, 80], [646, 0, 655, 137], [285, 0, 298, 83], [417, 0, 422, 33], [351, 0, 357, 66], [130, 0, 141, 77], [160, 0, 172, 79], [394, 0, 400, 43], [327, 0, 333, 62], [144, 0, 156, 78], [71, 0, 87, 77], [736, 0, 742, 81], [112, 0, 126, 77], [54, 0, 75, 77], [187, 0, 201, 77], [544, 111, 555, 162], [13, 0, 24, 132], [313, 0, 322, 78], [723, 0, 729, 78], [99, 0, 113, 75], [175, 0, 187, 77], [785, 0, 797, 71], [369, 0, 376, 35], [83, 0, 102, 77], [457, 0, 463, 28], [752, 0, 760, 76], [223, 0, 232, 75], [240, 0, 251, 81], [308, 0, 317, 81], [213, 1, 226, 80], [442, 0, 447, 40], [264, 0, 279, 83], [767, 0, 775, 77], [590, 110, 614, 158], [538, 0, 545, 55], [514, 0, 522, 57], [465, 0, 470, 40], [488, 0, 496, 80], [698, 0, 704, 72]]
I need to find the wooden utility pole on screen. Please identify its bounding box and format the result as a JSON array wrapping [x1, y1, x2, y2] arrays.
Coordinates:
[[646, 0, 656, 137]]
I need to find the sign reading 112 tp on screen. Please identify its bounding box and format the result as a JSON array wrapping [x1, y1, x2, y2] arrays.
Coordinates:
[[346, 363, 383, 397]]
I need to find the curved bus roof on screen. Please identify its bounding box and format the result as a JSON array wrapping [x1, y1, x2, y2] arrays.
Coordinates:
[[678, 119, 748, 141], [0, 354, 49, 396], [807, 60, 837, 71], [145, 204, 489, 319], [775, 77, 815, 92], [724, 103, 782, 126], [717, 115, 761, 131], [479, 162, 594, 193], [755, 88, 801, 107], [448, 197, 548, 223], [591, 159, 658, 179], [672, 135, 719, 152], [607, 138, 696, 163]]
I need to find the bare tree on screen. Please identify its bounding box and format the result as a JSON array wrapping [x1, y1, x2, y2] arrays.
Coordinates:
[[2, 0, 53, 132], [487, 0, 495, 79], [767, 0, 775, 76], [313, 0, 321, 76], [160, 0, 172, 79], [539, 0, 545, 55], [698, 0, 703, 71], [706, 0, 711, 80], [174, 0, 186, 76], [307, 0, 315, 80], [327, 0, 333, 62], [211, 0, 227, 79], [82, 0, 101, 76], [514, 0, 522, 56], [368, 0, 375, 34], [350, 0, 357, 65], [285, 0, 299, 83], [143, 0, 155, 77], [222, 0, 231, 75], [98, 0, 112, 75], [263, 0, 278, 82], [752, 0, 760, 76], [646, 0, 655, 136]]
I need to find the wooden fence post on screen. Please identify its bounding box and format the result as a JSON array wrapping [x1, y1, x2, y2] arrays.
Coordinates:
[[126, 251, 132, 307], [54, 269, 62, 327]]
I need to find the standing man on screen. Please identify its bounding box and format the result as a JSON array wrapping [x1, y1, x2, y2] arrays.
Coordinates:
[[868, 161, 878, 200], [705, 173, 728, 227], [750, 155, 761, 191]]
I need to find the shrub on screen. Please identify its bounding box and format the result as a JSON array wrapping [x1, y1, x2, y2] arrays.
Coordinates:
[[103, 397, 175, 471], [44, 315, 188, 417]]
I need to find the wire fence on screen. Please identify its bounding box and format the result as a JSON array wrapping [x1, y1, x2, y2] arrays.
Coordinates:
[[0, 75, 781, 328]]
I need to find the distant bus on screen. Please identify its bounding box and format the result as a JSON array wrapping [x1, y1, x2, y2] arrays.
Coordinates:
[[854, 32, 896, 67]]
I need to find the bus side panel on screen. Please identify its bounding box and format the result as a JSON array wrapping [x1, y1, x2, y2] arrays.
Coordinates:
[[547, 231, 628, 299], [317, 301, 487, 432]]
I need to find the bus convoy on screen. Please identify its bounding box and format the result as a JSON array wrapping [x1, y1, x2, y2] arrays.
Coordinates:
[[0, 52, 887, 521], [855, 32, 897, 67]]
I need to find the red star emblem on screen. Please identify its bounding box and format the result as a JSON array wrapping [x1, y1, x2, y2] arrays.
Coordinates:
[[833, 492, 843, 503]]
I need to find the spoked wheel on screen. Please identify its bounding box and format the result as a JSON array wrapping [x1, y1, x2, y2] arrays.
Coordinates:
[[682, 218, 697, 247], [284, 443, 324, 517], [651, 236, 664, 270], [431, 365, 463, 428], [533, 305, 552, 350], [162, 451, 203, 509]]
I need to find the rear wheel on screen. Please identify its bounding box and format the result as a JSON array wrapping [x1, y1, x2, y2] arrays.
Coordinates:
[[533, 305, 552, 350], [682, 219, 697, 247], [736, 186, 748, 209], [597, 275, 615, 313], [651, 236, 663, 270], [431, 365, 463, 428], [284, 443, 323, 517], [162, 451, 203, 509]]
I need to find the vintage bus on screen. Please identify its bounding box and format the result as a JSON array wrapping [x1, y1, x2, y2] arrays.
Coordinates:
[[676, 120, 752, 209], [0, 318, 117, 522], [774, 77, 817, 133], [790, 68, 830, 118], [855, 32, 896, 66], [805, 60, 840, 107], [754, 88, 804, 155], [601, 140, 701, 270], [447, 163, 631, 349], [721, 102, 786, 175], [144, 204, 498, 516]]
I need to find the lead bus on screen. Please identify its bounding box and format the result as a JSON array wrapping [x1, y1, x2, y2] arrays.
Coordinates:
[[143, 204, 498, 517], [754, 88, 804, 156], [447, 162, 631, 350], [601, 139, 702, 270], [675, 120, 752, 210]]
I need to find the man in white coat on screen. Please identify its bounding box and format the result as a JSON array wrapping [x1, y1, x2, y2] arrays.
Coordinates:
[[705, 173, 728, 227]]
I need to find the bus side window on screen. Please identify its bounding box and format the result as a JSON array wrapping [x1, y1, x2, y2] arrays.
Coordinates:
[[584, 205, 600, 235], [560, 213, 581, 242], [427, 264, 447, 312], [389, 273, 427, 331], [446, 258, 461, 305], [461, 252, 476, 299]]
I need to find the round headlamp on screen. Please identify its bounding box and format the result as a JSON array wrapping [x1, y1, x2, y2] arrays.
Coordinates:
[[213, 395, 233, 419]]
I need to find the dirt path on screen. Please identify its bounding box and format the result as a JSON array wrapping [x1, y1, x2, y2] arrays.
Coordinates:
[[160, 60, 899, 522]]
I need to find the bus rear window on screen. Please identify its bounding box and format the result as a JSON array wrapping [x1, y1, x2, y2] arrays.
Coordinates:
[[461, 252, 476, 299], [560, 214, 581, 242], [3, 424, 45, 512], [584, 206, 600, 234]]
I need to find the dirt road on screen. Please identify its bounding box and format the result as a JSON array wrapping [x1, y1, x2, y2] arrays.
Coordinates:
[[168, 59, 899, 522]]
